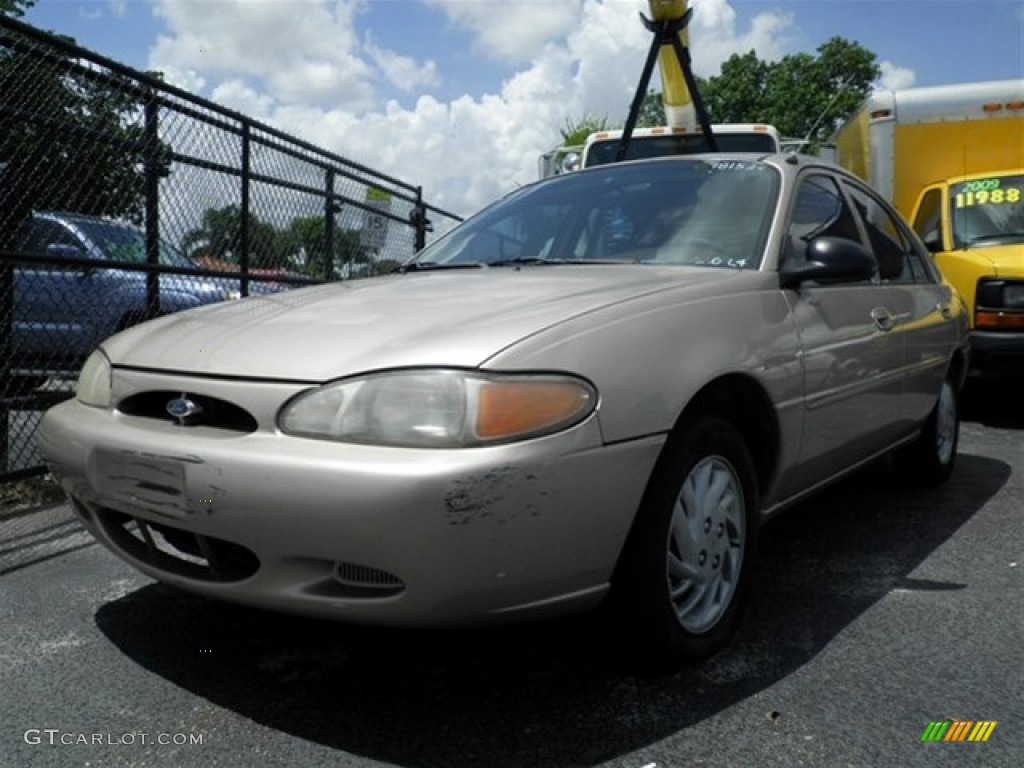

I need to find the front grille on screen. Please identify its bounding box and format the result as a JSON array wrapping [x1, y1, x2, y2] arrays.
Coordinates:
[[118, 391, 258, 432], [95, 507, 260, 582]]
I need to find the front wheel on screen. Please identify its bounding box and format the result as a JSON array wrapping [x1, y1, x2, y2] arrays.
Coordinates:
[[894, 374, 959, 485], [609, 417, 759, 672]]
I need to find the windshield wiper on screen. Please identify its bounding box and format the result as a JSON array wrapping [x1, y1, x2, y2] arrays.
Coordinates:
[[966, 233, 1024, 245], [487, 257, 555, 267], [489, 257, 637, 267], [397, 261, 486, 273]]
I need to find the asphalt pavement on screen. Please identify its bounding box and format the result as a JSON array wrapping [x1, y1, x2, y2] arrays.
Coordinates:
[[1, 380, 1021, 768]]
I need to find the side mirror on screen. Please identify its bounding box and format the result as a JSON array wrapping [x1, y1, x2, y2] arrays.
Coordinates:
[[780, 236, 876, 289]]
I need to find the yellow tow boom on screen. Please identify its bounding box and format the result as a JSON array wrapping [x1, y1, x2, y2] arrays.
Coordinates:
[[648, 0, 695, 130]]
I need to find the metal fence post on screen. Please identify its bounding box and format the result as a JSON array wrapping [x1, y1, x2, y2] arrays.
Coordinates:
[[143, 91, 161, 320], [0, 162, 11, 471], [411, 186, 432, 252], [324, 168, 335, 282], [239, 123, 251, 297]]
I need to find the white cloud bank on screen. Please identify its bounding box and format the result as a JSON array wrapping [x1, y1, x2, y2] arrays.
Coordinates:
[[147, 0, 826, 217], [878, 60, 917, 91]]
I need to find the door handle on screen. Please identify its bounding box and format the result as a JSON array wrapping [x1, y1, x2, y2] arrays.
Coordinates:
[[871, 307, 895, 332]]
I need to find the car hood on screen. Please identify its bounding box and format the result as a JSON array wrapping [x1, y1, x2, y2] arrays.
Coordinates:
[[102, 267, 738, 381]]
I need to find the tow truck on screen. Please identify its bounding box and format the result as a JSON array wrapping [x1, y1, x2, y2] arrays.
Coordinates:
[[539, 0, 782, 178]]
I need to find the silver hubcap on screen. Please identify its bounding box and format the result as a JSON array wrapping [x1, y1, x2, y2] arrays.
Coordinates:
[[935, 379, 957, 466], [666, 456, 745, 633]]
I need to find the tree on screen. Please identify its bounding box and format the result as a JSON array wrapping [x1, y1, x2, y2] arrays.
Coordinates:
[[560, 114, 613, 147], [638, 90, 665, 128], [701, 37, 879, 144], [182, 205, 286, 271], [1, 1, 170, 233], [277, 214, 361, 280], [0, 0, 34, 18], [594, 37, 878, 147]]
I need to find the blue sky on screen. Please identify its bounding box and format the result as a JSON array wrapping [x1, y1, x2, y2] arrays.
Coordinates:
[[21, 0, 1024, 214]]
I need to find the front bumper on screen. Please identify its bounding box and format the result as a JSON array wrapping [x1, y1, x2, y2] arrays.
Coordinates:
[[39, 391, 662, 626], [968, 330, 1024, 376]]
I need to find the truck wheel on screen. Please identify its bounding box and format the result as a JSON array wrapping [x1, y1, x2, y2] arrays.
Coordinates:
[[609, 417, 758, 673], [894, 373, 959, 485]]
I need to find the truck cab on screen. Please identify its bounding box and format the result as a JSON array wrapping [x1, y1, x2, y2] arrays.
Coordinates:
[[541, 124, 782, 178], [910, 170, 1024, 375]]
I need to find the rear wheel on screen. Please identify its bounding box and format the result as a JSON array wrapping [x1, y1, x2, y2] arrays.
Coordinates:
[[609, 417, 758, 672], [894, 373, 959, 485]]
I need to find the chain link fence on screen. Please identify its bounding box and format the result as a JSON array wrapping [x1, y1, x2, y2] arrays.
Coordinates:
[[0, 16, 463, 483]]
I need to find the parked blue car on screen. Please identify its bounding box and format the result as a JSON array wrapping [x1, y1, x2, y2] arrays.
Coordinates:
[[9, 212, 251, 388]]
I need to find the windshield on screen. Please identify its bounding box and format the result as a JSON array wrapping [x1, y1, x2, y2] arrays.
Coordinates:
[[949, 174, 1024, 248], [412, 158, 780, 270], [585, 134, 779, 168], [70, 216, 195, 268]]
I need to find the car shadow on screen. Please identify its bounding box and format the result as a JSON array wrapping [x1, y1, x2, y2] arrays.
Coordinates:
[[94, 453, 1007, 767]]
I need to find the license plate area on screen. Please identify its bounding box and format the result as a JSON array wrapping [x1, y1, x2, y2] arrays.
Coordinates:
[[94, 449, 189, 519]]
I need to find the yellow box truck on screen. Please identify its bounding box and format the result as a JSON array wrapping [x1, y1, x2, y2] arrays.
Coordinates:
[[834, 80, 1024, 375]]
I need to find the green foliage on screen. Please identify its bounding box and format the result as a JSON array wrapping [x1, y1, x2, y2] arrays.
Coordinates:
[[0, 7, 168, 231], [585, 37, 877, 147], [700, 37, 879, 144], [182, 205, 280, 271], [560, 114, 612, 147], [637, 90, 664, 129], [183, 206, 363, 278], [0, 0, 35, 18], [277, 214, 362, 279]]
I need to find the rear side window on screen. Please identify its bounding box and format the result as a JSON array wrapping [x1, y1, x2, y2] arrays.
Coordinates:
[[844, 181, 935, 284]]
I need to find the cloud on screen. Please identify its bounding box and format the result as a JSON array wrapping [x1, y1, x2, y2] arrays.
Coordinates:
[[364, 35, 441, 93], [147, 0, 798, 217], [150, 0, 376, 111], [686, 0, 794, 75], [878, 60, 916, 91], [425, 0, 584, 63]]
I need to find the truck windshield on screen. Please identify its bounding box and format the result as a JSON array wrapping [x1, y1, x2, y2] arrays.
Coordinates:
[[585, 134, 779, 168], [949, 174, 1024, 248]]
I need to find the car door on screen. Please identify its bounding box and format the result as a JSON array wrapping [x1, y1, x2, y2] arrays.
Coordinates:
[[779, 172, 902, 494], [843, 179, 958, 425]]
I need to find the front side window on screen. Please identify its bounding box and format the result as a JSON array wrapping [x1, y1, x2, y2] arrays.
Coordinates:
[[912, 187, 943, 248], [414, 158, 780, 270], [783, 174, 863, 269]]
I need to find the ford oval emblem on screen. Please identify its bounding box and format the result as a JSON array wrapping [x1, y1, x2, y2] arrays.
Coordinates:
[[166, 395, 203, 424]]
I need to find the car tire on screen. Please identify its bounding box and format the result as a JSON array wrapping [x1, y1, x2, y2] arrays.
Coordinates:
[[894, 373, 959, 486], [609, 416, 758, 673]]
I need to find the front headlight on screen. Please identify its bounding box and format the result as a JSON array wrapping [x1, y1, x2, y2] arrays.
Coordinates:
[[1004, 283, 1024, 308], [76, 349, 112, 408], [279, 369, 597, 448]]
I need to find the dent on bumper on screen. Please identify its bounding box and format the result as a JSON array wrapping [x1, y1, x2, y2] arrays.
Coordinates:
[[39, 398, 663, 626]]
